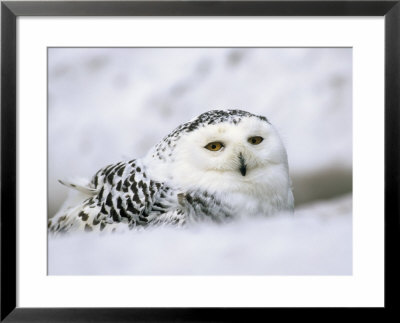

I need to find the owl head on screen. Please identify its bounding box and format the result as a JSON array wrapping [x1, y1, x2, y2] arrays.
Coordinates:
[[150, 110, 292, 200]]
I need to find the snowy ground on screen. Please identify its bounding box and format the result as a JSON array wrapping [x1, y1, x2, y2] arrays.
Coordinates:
[[48, 48, 352, 275], [48, 194, 352, 275]]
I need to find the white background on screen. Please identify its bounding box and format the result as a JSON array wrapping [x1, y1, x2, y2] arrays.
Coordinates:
[[17, 17, 384, 307], [47, 46, 353, 216]]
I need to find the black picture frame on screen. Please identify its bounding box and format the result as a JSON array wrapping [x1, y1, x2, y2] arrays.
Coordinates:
[[1, 0, 399, 321]]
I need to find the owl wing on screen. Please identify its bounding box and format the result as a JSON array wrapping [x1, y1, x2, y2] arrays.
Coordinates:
[[48, 159, 180, 233]]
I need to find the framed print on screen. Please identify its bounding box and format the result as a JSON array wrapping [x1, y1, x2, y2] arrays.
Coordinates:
[[1, 0, 399, 321]]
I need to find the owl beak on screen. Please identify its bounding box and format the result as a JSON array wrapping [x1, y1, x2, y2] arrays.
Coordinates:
[[239, 153, 247, 176]]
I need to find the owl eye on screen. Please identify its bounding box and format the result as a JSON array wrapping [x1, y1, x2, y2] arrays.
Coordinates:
[[205, 142, 224, 151], [248, 136, 263, 145]]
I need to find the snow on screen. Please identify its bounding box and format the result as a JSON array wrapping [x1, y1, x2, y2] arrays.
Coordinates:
[[48, 48, 352, 275], [48, 194, 352, 275]]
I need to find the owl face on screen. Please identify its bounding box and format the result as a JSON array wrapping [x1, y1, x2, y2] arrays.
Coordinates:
[[170, 115, 290, 193]]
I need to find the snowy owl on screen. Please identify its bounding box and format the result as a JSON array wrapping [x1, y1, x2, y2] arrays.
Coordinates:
[[48, 109, 294, 233]]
